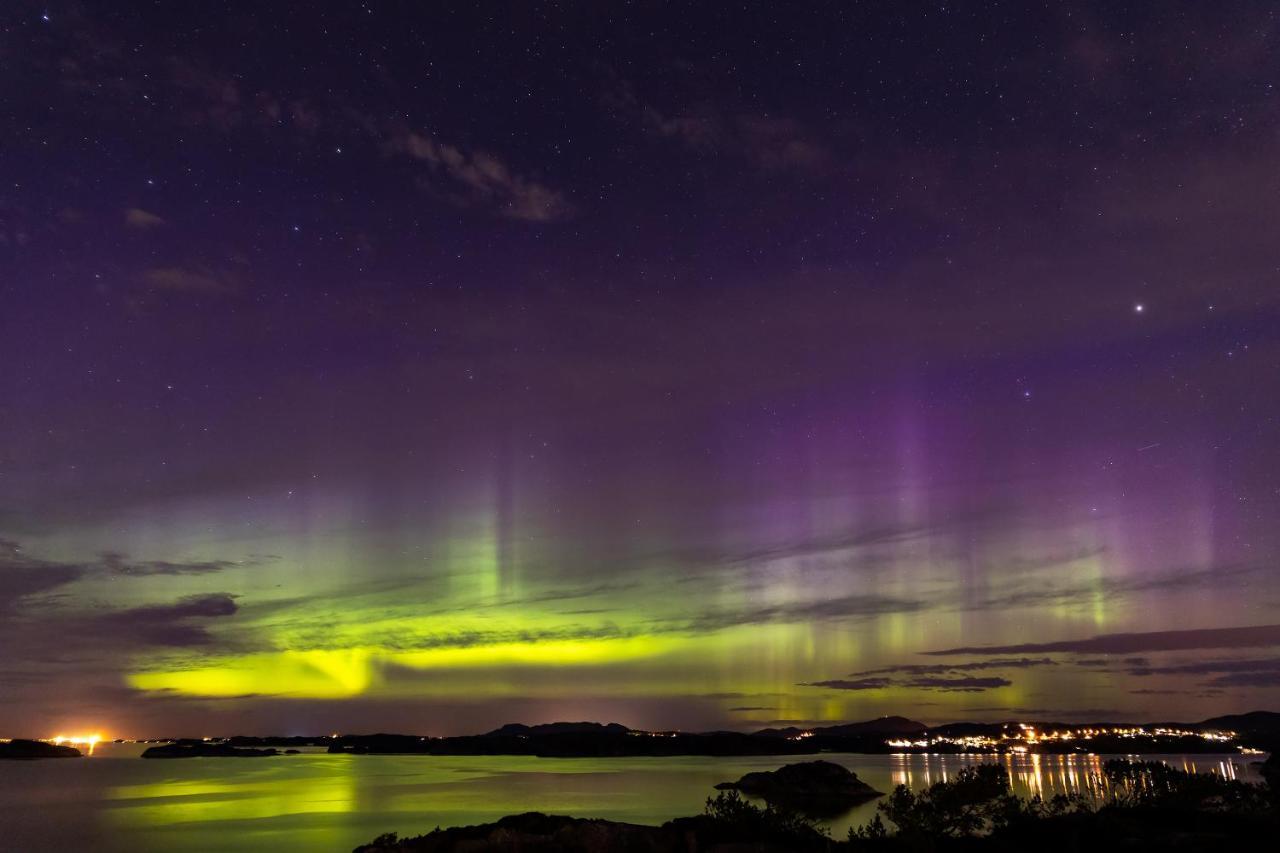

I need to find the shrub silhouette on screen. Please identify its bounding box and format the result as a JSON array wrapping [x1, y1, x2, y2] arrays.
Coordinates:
[[1101, 759, 1269, 813], [703, 789, 829, 845], [874, 764, 1024, 838], [851, 758, 1276, 844]]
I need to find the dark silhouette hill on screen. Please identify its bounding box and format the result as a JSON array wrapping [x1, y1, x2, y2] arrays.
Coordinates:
[[332, 728, 815, 757], [142, 740, 279, 758], [177, 709, 1278, 758], [486, 722, 631, 737], [755, 715, 927, 738], [1201, 710, 1280, 734], [0, 739, 81, 759]]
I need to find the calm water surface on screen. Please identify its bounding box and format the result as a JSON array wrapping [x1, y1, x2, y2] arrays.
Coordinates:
[[0, 744, 1262, 853]]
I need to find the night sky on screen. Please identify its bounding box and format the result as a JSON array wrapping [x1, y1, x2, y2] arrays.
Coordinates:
[[3, 2, 1280, 737]]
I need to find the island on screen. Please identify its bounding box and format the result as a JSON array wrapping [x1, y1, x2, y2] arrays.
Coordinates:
[[714, 760, 882, 815], [141, 740, 279, 758], [0, 739, 82, 759]]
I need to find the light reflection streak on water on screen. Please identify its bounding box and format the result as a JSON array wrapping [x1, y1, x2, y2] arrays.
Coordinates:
[[888, 753, 1247, 802]]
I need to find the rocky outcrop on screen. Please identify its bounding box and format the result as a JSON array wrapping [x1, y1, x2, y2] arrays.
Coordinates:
[[715, 760, 882, 814], [0, 739, 82, 759], [141, 741, 278, 758], [353, 811, 833, 853], [355, 814, 672, 853]]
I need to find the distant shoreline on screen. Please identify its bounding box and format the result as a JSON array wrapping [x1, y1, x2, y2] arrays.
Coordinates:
[[73, 711, 1278, 759]]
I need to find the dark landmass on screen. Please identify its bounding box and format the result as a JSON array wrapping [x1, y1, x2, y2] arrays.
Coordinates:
[[714, 760, 882, 815], [486, 722, 631, 737], [226, 735, 333, 747], [131, 735, 334, 747], [141, 739, 279, 758], [357, 756, 1280, 852], [754, 716, 927, 738], [357, 811, 1280, 852], [138, 711, 1277, 760], [0, 739, 82, 759], [1201, 710, 1280, 736], [330, 728, 823, 757], [356, 813, 685, 853], [323, 710, 1280, 757]]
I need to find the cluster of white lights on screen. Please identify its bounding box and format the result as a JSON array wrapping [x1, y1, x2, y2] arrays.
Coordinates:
[[883, 724, 1239, 753]]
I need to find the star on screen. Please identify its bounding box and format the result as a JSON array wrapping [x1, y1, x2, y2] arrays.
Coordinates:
[[1134, 303, 1144, 313]]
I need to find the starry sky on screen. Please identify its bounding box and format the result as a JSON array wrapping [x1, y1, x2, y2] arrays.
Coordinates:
[[3, 2, 1280, 737]]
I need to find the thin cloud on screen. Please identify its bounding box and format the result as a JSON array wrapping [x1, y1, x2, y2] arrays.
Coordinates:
[[1125, 656, 1280, 690], [1204, 671, 1280, 688], [99, 551, 275, 577], [0, 558, 85, 613], [647, 108, 832, 173], [99, 593, 240, 647], [124, 207, 166, 229], [971, 564, 1263, 612], [387, 129, 573, 222], [963, 707, 1134, 719], [141, 266, 241, 295], [902, 676, 1012, 692], [0, 538, 264, 611], [722, 523, 933, 569], [0, 538, 89, 612], [806, 677, 892, 691], [302, 622, 634, 653], [679, 593, 926, 633], [924, 624, 1280, 656], [606, 77, 834, 175], [1128, 658, 1280, 677], [850, 657, 1056, 677], [808, 675, 1011, 693]]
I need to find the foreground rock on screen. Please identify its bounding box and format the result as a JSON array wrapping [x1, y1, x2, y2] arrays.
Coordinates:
[[141, 741, 278, 758], [715, 760, 882, 815], [0, 739, 82, 759], [353, 811, 831, 853], [356, 814, 670, 853]]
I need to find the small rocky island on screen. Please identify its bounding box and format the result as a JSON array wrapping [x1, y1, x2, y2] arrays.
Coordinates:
[[0, 739, 82, 759], [141, 740, 279, 758], [715, 760, 883, 815]]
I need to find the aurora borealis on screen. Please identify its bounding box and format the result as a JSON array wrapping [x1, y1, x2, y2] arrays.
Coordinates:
[[3, 2, 1280, 738]]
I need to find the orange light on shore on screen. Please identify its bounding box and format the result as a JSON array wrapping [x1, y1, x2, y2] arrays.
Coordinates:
[[49, 734, 103, 755]]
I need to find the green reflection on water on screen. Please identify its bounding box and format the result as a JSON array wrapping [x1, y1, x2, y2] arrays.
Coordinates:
[[0, 751, 1253, 853]]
